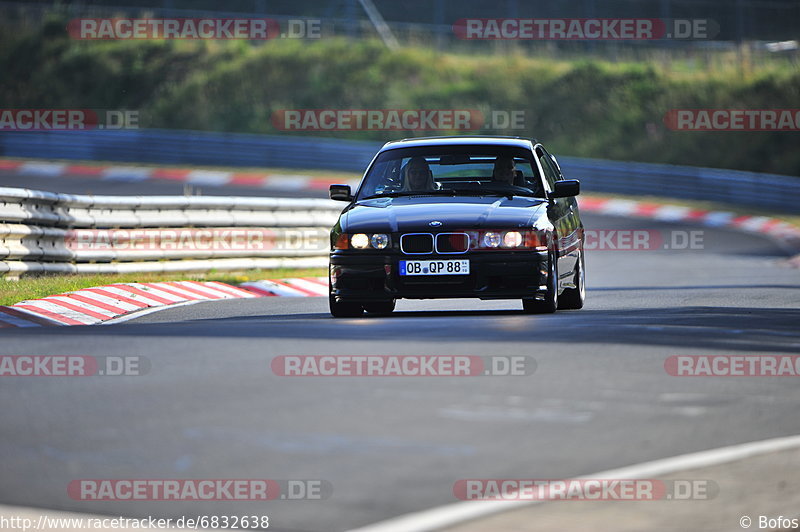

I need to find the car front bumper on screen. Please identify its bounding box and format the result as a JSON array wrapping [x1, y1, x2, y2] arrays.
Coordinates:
[[329, 251, 549, 301]]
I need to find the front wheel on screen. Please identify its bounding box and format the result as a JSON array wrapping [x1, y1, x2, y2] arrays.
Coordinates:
[[522, 253, 558, 314], [329, 293, 363, 318]]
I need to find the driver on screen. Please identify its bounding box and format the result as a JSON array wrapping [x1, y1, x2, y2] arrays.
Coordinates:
[[403, 157, 435, 191], [491, 156, 517, 185]]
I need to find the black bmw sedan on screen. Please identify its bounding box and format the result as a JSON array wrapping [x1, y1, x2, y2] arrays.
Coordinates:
[[327, 136, 585, 317]]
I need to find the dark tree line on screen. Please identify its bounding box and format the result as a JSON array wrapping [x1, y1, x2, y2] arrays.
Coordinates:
[[53, 0, 800, 41]]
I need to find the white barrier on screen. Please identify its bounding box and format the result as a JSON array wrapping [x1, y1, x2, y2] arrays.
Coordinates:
[[0, 187, 342, 274]]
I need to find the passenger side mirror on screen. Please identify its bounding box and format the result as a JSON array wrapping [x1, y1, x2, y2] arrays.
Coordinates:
[[329, 184, 353, 201], [549, 180, 580, 199]]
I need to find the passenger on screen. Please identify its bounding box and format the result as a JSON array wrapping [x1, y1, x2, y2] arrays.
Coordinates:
[[403, 157, 435, 191], [491, 155, 517, 185]]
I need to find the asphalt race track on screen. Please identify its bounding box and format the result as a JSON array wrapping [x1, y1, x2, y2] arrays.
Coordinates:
[[0, 173, 799, 531]]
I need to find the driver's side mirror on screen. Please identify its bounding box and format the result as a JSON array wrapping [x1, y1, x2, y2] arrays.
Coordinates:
[[549, 180, 580, 199], [329, 184, 353, 201]]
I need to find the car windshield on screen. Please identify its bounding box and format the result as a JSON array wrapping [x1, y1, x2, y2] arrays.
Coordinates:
[[356, 145, 545, 200]]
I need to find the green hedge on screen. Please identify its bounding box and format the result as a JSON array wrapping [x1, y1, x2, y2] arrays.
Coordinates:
[[2, 19, 798, 175]]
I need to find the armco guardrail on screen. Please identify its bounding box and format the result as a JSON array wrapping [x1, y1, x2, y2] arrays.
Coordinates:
[[0, 129, 380, 173], [558, 156, 800, 213], [0, 187, 342, 275], [1, 129, 798, 212]]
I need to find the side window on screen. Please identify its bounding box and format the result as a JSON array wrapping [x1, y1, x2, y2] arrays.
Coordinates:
[[542, 148, 564, 181], [536, 147, 557, 191]]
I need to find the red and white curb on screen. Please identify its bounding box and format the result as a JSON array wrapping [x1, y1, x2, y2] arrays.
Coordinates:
[[0, 160, 359, 192], [578, 197, 800, 254], [240, 277, 328, 297], [0, 278, 328, 328]]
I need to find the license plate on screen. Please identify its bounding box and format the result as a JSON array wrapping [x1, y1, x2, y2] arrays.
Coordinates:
[[399, 260, 470, 276]]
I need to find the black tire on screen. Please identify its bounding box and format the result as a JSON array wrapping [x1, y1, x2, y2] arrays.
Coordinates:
[[522, 253, 558, 314], [363, 300, 396, 315], [329, 293, 363, 318], [558, 250, 585, 310]]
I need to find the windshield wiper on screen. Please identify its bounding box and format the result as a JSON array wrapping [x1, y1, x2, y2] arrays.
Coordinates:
[[360, 189, 542, 201], [360, 190, 455, 200], [448, 188, 540, 200], [360, 192, 415, 200]]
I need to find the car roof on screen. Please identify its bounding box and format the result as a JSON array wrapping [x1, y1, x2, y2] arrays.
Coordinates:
[[379, 136, 538, 152]]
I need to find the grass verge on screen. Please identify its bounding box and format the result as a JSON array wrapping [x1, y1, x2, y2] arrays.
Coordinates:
[[0, 268, 327, 306]]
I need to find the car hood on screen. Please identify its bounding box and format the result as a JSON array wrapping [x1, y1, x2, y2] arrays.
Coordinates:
[[341, 195, 548, 233]]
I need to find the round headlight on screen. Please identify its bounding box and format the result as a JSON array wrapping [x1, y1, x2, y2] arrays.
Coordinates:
[[351, 233, 370, 249], [371, 234, 389, 249], [503, 231, 523, 248], [483, 231, 501, 248]]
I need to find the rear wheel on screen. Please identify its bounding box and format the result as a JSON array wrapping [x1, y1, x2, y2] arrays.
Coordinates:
[[329, 293, 363, 318], [363, 300, 396, 315], [558, 250, 585, 310], [522, 253, 558, 314]]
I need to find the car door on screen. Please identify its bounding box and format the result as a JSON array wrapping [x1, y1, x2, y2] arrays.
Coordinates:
[[535, 145, 579, 284], [543, 147, 583, 254]]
